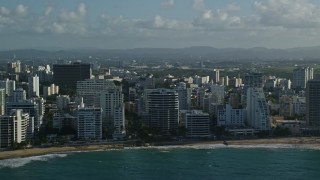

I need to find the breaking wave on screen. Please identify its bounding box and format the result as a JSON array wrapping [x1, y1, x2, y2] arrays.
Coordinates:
[[0, 153, 68, 169]]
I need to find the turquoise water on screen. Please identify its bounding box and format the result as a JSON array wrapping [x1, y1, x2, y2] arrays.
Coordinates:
[[1, 145, 320, 180]]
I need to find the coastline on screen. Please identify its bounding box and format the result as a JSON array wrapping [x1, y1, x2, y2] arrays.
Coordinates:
[[1, 137, 320, 160]]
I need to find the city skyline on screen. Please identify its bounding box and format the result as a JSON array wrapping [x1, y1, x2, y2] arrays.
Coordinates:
[[2, 0, 320, 50]]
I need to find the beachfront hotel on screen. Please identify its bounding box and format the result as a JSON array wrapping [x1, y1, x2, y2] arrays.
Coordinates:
[[306, 80, 320, 129], [77, 108, 102, 140], [0, 109, 28, 148], [180, 110, 210, 138], [144, 88, 179, 133], [100, 86, 126, 139], [246, 87, 270, 131]]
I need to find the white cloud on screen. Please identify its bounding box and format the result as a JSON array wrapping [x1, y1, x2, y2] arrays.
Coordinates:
[[52, 22, 65, 34], [44, 6, 53, 16], [78, 3, 86, 16], [15, 4, 27, 16], [52, 3, 88, 35], [3, 1, 320, 49], [134, 15, 193, 30], [193, 0, 205, 11], [254, 0, 320, 28], [161, 0, 175, 8], [152, 15, 179, 29], [0, 6, 10, 15], [193, 9, 243, 30], [225, 3, 240, 12]]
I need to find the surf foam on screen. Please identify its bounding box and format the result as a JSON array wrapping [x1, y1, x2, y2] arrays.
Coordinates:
[[0, 153, 68, 169]]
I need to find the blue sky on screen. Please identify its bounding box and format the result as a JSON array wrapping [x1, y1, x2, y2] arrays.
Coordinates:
[[1, 0, 320, 50]]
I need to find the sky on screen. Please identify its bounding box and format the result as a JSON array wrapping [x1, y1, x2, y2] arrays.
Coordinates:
[[1, 0, 320, 50]]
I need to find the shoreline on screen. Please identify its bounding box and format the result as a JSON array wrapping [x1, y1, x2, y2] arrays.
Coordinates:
[[1, 137, 320, 160]]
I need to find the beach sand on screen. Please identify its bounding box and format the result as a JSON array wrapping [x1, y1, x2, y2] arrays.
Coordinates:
[[0, 144, 125, 160], [1, 137, 320, 160]]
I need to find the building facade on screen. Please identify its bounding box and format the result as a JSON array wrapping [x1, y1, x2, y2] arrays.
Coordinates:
[[77, 79, 116, 107], [246, 88, 270, 130], [306, 80, 320, 128], [53, 63, 92, 89], [77, 108, 102, 140], [145, 88, 179, 133], [292, 67, 313, 90], [180, 110, 210, 138]]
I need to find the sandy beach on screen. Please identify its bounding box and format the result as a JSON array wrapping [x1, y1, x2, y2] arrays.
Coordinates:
[[0, 144, 126, 160], [1, 137, 320, 160]]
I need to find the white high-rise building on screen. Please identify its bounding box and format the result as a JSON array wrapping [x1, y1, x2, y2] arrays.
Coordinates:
[[43, 84, 59, 98], [6, 100, 39, 133], [0, 89, 5, 115], [7, 61, 21, 74], [0, 79, 16, 96], [28, 75, 40, 97], [246, 88, 270, 130], [217, 105, 246, 127], [0, 109, 28, 148], [292, 67, 313, 90], [77, 108, 102, 140], [100, 86, 125, 138], [213, 69, 220, 83], [77, 79, 116, 107], [224, 76, 229, 86]]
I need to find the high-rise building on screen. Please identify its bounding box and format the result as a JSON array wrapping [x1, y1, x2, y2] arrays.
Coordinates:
[[0, 115, 13, 148], [224, 76, 229, 86], [53, 63, 92, 89], [197, 87, 206, 108], [113, 104, 126, 139], [246, 88, 270, 130], [0, 89, 5, 115], [213, 69, 220, 83], [244, 72, 263, 88], [6, 100, 40, 133], [100, 86, 125, 138], [217, 105, 246, 127], [28, 75, 40, 97], [77, 79, 116, 107], [7, 61, 21, 74], [211, 85, 225, 104], [0, 79, 16, 96], [77, 108, 102, 140], [36, 65, 53, 83], [180, 110, 210, 138], [0, 109, 28, 148], [12, 88, 27, 103], [56, 95, 70, 111], [176, 82, 191, 110], [292, 67, 313, 90], [145, 88, 179, 133], [306, 80, 320, 128], [43, 84, 59, 98]]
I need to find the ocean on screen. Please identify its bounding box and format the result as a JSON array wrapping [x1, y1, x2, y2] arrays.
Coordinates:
[[0, 144, 320, 180]]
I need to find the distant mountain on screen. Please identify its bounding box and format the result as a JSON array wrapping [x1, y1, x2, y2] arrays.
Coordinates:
[[1, 46, 320, 60]]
